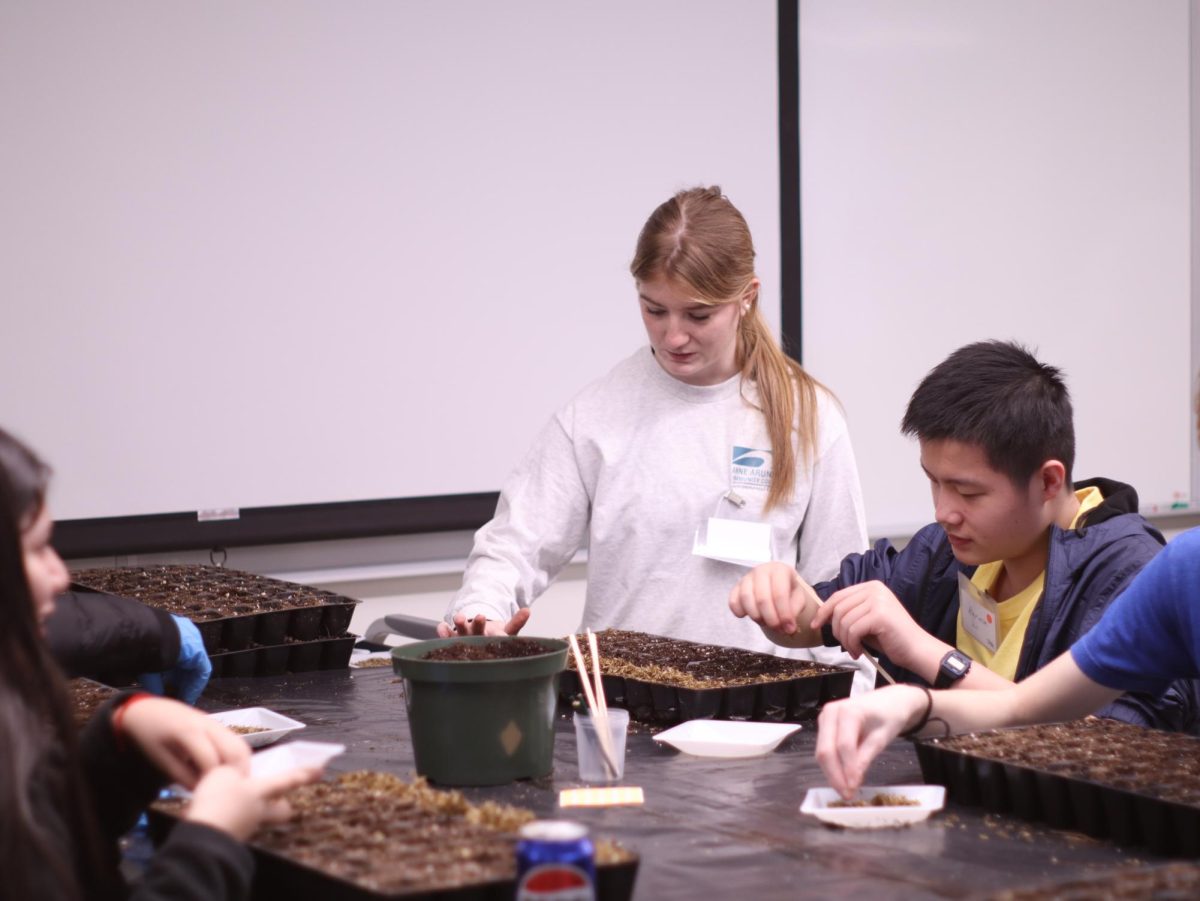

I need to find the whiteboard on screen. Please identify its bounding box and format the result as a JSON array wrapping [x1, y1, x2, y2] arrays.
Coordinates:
[[798, 0, 1194, 538], [0, 1, 780, 524]]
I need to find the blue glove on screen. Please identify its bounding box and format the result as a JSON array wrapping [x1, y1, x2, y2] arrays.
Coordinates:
[[137, 615, 212, 705]]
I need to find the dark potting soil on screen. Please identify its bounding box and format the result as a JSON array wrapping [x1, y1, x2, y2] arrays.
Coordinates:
[[569, 628, 845, 688], [932, 718, 1200, 805], [829, 793, 920, 808], [423, 638, 554, 661], [153, 771, 634, 895], [69, 564, 346, 620], [69, 678, 118, 727]]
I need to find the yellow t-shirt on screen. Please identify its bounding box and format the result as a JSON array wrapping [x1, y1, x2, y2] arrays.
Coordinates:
[[956, 486, 1103, 680]]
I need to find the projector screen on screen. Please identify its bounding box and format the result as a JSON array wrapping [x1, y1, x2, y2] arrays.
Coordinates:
[[0, 1, 783, 551]]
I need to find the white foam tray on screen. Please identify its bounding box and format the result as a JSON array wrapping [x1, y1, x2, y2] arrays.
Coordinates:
[[208, 706, 306, 748], [800, 785, 945, 829], [652, 719, 801, 758]]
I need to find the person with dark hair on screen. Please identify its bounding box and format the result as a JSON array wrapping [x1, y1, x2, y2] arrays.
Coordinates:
[[438, 186, 874, 691], [0, 426, 322, 900], [729, 340, 1198, 731]]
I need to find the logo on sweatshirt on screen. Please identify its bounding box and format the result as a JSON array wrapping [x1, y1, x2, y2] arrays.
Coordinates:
[[731, 446, 772, 491]]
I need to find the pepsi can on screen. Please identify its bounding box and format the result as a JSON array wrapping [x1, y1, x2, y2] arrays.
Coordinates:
[[515, 819, 596, 900]]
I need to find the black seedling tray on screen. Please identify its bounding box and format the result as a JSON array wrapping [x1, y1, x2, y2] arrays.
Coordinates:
[[209, 635, 357, 678], [559, 667, 852, 724], [69, 563, 360, 662], [147, 804, 638, 901], [916, 719, 1200, 856], [559, 630, 855, 724]]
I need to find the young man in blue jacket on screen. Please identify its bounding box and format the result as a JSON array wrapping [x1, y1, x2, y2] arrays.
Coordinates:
[[729, 340, 1197, 731]]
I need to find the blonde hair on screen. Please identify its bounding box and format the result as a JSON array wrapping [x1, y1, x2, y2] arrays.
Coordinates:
[[630, 186, 823, 510]]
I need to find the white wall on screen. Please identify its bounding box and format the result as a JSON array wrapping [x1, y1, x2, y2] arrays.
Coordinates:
[[46, 1, 1200, 619], [0, 0, 780, 523], [800, 0, 1194, 538]]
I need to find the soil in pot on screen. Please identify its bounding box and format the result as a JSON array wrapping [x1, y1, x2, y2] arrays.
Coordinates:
[[424, 638, 553, 661]]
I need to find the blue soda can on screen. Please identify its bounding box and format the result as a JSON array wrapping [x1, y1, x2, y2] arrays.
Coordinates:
[[515, 819, 596, 900]]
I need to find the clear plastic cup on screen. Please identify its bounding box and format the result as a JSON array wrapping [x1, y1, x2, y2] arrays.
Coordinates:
[[573, 708, 630, 782]]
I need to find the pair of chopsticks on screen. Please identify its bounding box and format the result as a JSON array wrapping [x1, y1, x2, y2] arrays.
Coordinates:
[[568, 629, 621, 780]]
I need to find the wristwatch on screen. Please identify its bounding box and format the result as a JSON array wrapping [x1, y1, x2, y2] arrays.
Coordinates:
[[934, 649, 973, 689]]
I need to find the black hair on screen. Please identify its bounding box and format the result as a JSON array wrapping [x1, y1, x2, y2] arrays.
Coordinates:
[[0, 427, 122, 900], [900, 340, 1075, 486]]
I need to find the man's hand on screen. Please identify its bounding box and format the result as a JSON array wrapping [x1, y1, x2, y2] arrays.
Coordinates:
[[436, 607, 531, 638], [809, 581, 942, 673], [728, 562, 824, 647], [815, 685, 929, 798]]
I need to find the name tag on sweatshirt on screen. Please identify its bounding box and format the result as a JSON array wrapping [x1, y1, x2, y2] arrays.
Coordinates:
[[958, 571, 999, 653], [692, 518, 772, 568]]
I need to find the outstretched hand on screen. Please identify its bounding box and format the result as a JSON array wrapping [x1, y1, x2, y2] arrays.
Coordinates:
[[436, 607, 531, 638], [815, 685, 929, 798], [727, 562, 824, 647]]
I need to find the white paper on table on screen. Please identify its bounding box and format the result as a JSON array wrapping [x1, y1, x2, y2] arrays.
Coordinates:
[[692, 517, 773, 567]]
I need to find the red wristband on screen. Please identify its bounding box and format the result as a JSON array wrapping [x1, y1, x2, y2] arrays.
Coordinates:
[[112, 692, 155, 750]]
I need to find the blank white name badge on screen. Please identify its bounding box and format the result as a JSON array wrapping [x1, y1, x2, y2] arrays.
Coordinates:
[[958, 571, 999, 653], [692, 518, 773, 568]]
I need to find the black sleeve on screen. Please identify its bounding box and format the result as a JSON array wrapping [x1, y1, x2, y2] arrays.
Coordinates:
[[78, 692, 169, 840], [45, 590, 180, 681], [132, 821, 254, 901]]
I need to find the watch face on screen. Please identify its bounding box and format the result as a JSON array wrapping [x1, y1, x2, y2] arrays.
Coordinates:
[[947, 655, 969, 676]]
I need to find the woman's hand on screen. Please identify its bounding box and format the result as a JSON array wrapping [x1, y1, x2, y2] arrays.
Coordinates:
[[436, 608, 531, 638], [184, 764, 323, 841], [815, 685, 928, 798], [116, 696, 249, 788], [728, 562, 824, 647]]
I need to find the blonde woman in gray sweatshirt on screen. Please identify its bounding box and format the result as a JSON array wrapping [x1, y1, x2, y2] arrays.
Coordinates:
[[441, 186, 873, 692]]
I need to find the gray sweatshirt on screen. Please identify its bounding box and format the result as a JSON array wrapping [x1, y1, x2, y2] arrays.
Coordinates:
[[450, 347, 874, 692]]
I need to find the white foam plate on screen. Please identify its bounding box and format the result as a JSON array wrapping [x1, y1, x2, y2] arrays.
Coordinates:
[[208, 707, 306, 748], [800, 785, 945, 829], [652, 720, 801, 758], [349, 649, 394, 668]]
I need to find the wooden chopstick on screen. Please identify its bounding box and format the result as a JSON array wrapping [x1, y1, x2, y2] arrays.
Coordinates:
[[587, 628, 609, 719], [803, 579, 896, 687], [586, 629, 618, 780], [568, 632, 620, 780], [864, 652, 896, 685]]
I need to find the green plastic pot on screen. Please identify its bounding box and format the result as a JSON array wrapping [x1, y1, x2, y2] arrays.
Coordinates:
[[391, 636, 568, 786]]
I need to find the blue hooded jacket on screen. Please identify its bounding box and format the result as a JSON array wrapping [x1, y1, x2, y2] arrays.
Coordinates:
[[814, 477, 1199, 732]]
